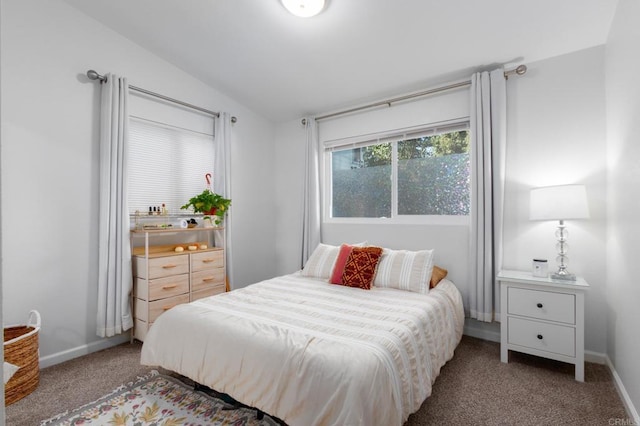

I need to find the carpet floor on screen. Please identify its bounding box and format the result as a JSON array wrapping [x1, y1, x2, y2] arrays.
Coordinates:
[[5, 336, 630, 425]]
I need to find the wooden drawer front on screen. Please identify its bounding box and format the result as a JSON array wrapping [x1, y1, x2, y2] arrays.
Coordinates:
[[508, 317, 575, 357], [148, 255, 189, 279], [192, 285, 225, 301], [148, 293, 190, 323], [191, 250, 224, 272], [508, 287, 575, 324], [192, 269, 225, 292], [148, 274, 189, 301]]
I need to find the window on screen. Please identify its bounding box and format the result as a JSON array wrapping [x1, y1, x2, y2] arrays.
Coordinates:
[[326, 121, 470, 221], [128, 118, 214, 215]]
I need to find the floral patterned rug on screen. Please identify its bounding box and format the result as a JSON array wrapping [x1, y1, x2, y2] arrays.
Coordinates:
[[40, 370, 279, 425]]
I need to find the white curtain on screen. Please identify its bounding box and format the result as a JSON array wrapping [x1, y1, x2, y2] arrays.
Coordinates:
[[301, 117, 321, 267], [97, 74, 133, 337], [469, 69, 507, 322], [214, 112, 234, 288]]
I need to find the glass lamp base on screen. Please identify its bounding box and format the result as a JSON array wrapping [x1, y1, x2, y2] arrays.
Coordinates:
[[551, 272, 576, 281]]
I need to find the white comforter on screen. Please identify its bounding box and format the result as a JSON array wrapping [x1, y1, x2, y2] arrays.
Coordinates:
[[141, 273, 464, 426]]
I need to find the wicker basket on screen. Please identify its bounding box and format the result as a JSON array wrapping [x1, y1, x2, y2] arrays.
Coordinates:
[[4, 310, 41, 405]]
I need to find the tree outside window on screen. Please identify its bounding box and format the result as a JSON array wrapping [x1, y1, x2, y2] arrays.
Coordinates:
[[330, 128, 470, 219]]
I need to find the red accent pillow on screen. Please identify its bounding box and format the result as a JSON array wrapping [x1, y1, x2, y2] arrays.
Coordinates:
[[330, 244, 355, 285], [341, 246, 383, 290]]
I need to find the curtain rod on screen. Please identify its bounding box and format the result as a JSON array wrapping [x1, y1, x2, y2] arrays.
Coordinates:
[[86, 70, 237, 123], [303, 64, 527, 124]]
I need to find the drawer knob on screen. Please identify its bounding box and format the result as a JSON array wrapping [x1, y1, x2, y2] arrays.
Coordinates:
[[537, 334, 543, 340], [162, 264, 177, 269], [202, 259, 215, 263], [536, 303, 543, 308]]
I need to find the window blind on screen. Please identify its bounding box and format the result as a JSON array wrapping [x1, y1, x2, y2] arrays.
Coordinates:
[[128, 117, 214, 215]]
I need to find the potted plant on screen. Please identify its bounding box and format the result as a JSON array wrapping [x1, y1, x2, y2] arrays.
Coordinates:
[[180, 189, 231, 226]]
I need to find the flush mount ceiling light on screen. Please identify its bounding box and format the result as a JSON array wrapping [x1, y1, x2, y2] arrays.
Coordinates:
[[281, 0, 326, 18]]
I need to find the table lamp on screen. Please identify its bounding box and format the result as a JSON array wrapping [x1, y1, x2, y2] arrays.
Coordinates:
[[529, 184, 590, 280]]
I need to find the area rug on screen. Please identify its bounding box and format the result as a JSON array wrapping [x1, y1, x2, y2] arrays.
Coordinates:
[[40, 370, 278, 425]]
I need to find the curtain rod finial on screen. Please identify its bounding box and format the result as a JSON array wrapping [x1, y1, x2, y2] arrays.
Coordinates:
[[87, 69, 106, 82]]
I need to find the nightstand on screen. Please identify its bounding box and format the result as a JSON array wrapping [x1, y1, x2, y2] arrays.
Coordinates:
[[498, 270, 589, 382]]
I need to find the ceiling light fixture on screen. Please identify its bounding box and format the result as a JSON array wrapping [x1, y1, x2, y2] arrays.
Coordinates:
[[281, 0, 325, 18]]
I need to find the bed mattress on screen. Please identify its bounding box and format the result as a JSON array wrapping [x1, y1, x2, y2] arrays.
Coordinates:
[[141, 272, 464, 426]]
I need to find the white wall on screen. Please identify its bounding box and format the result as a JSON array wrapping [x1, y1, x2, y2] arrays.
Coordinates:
[[1, 0, 277, 365], [605, 0, 640, 416], [502, 46, 608, 354]]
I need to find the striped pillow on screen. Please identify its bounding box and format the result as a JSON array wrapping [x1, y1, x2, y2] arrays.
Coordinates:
[[301, 243, 340, 279], [373, 248, 434, 294]]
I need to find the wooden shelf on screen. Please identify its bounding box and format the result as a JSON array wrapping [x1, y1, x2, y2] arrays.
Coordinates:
[[132, 243, 223, 258], [131, 226, 223, 234]]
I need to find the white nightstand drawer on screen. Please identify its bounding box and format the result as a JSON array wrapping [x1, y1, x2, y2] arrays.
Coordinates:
[[508, 287, 575, 324], [508, 317, 575, 357]]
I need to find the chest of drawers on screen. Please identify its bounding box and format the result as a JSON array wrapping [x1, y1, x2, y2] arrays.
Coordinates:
[[131, 228, 226, 342], [498, 270, 589, 382]]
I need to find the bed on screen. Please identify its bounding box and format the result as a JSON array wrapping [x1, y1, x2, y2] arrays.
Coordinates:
[[141, 248, 464, 426]]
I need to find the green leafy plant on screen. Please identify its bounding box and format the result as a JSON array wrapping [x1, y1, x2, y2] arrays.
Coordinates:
[[180, 189, 231, 225]]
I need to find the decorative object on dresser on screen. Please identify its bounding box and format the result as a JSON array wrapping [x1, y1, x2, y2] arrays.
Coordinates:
[[131, 227, 226, 342], [529, 184, 590, 281], [181, 174, 231, 226], [498, 270, 589, 382]]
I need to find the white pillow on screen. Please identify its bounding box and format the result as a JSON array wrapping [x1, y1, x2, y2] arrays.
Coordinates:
[[301, 242, 367, 279], [373, 248, 434, 294]]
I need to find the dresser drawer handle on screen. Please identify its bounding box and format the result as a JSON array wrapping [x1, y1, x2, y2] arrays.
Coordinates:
[[537, 334, 543, 340], [162, 264, 178, 269], [162, 306, 172, 311], [202, 259, 216, 263], [162, 284, 178, 290], [536, 303, 543, 308], [202, 277, 215, 282]]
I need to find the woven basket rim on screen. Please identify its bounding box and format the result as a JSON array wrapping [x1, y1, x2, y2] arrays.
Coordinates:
[[4, 325, 39, 347]]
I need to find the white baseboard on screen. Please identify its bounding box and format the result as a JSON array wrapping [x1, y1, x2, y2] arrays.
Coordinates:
[[606, 356, 640, 425], [584, 350, 607, 364], [463, 322, 501, 343], [38, 334, 131, 369]]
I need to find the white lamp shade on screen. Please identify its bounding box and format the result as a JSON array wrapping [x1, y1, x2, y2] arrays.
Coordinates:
[[529, 184, 590, 221], [281, 0, 325, 17]]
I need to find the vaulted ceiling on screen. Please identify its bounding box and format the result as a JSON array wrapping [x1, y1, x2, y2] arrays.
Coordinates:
[[62, 0, 617, 121]]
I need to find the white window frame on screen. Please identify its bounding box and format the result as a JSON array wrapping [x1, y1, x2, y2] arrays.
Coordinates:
[[322, 119, 470, 226]]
